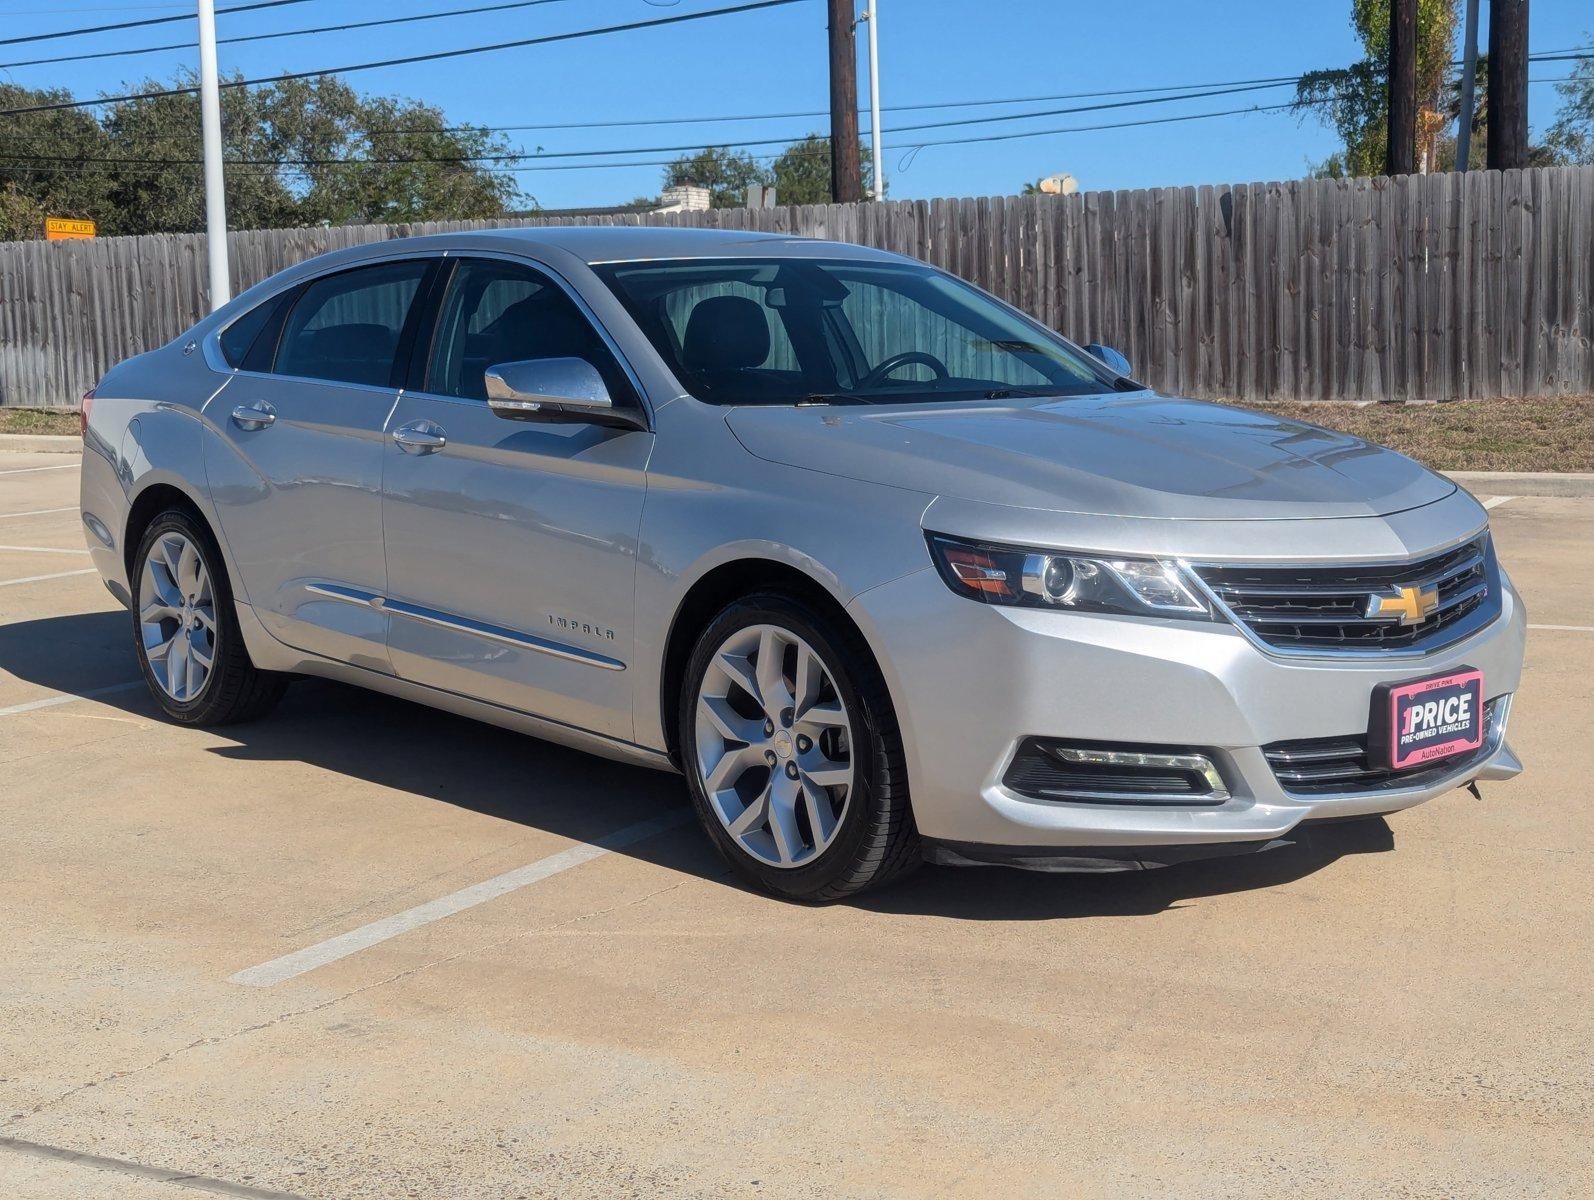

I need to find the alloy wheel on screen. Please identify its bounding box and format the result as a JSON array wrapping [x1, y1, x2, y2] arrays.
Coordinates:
[[138, 531, 217, 702], [693, 624, 856, 869]]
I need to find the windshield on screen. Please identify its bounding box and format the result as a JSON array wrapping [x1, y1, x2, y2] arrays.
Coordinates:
[[592, 257, 1116, 407]]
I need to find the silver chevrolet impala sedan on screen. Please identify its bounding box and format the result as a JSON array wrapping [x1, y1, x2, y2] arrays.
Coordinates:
[[81, 226, 1525, 900]]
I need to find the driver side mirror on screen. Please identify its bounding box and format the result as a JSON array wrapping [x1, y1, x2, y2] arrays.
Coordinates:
[[1085, 343, 1132, 377], [484, 358, 646, 431]]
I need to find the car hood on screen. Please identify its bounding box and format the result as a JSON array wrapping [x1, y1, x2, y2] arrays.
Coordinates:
[[724, 392, 1454, 521]]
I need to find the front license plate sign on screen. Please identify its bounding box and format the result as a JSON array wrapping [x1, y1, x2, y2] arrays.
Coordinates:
[[1370, 667, 1485, 771]]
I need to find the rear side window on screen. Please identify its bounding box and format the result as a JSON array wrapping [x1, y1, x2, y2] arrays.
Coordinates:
[[217, 297, 278, 367], [274, 260, 429, 387]]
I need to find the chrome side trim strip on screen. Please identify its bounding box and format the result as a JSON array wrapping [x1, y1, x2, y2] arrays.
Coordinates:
[[383, 599, 626, 671], [305, 583, 383, 607]]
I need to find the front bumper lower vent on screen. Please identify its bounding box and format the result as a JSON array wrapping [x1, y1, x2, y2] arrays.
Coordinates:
[[1003, 740, 1230, 806], [1264, 697, 1505, 796], [1188, 535, 1500, 656]]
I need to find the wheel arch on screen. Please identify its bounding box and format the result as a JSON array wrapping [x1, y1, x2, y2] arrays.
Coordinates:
[[657, 556, 896, 766], [122, 481, 210, 582]]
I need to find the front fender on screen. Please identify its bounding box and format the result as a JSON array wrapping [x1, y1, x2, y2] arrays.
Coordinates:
[[628, 400, 936, 752]]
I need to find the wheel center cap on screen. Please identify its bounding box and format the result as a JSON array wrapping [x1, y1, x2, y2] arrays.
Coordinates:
[[771, 729, 793, 760]]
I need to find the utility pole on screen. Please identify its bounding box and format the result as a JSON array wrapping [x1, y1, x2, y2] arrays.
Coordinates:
[[1456, 0, 1481, 171], [1386, 0, 1416, 176], [826, 0, 862, 203], [862, 0, 884, 201], [1487, 0, 1529, 169], [197, 0, 230, 309]]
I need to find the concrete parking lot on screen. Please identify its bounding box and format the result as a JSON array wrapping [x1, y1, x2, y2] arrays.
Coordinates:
[[1, 449, 1590, 1199]]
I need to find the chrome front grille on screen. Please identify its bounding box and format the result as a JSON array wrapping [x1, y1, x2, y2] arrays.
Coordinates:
[[1189, 535, 1499, 656], [1263, 698, 1504, 796]]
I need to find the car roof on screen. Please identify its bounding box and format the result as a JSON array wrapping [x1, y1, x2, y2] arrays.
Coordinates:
[[360, 224, 911, 266], [207, 224, 922, 330]]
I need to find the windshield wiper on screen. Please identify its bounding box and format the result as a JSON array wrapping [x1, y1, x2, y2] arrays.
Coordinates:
[[983, 387, 1068, 400], [797, 392, 880, 406]]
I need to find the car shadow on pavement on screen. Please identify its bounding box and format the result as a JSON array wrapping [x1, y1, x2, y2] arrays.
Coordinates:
[[859, 818, 1394, 921], [3, 610, 1392, 919]]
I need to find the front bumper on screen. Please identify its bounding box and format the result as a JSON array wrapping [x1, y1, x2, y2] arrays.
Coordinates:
[[846, 565, 1526, 860]]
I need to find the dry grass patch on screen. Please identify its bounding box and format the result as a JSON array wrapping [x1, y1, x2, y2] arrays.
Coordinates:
[[0, 407, 78, 436], [1217, 396, 1594, 473]]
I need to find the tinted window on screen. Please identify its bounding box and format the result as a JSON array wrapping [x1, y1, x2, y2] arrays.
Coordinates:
[[426, 258, 630, 403], [274, 260, 429, 387], [218, 297, 277, 367], [595, 258, 1110, 407], [659, 279, 800, 372]]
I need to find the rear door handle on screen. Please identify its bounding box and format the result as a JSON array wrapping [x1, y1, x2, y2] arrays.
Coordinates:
[[392, 420, 447, 454], [230, 401, 276, 431]]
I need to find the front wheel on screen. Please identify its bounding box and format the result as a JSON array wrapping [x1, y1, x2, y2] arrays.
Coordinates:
[[678, 593, 919, 901], [131, 509, 287, 725]]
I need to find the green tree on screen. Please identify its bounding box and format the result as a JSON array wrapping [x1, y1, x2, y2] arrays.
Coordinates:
[[0, 83, 119, 233], [769, 134, 875, 205], [1545, 36, 1594, 163], [0, 183, 47, 241], [1294, 0, 1459, 177], [1, 73, 521, 240], [100, 74, 299, 235], [262, 77, 517, 226], [662, 146, 770, 208]]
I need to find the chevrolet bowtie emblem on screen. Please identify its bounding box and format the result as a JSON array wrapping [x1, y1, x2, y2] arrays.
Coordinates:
[[1365, 584, 1440, 625]]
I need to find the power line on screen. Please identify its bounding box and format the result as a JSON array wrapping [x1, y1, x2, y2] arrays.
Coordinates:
[[10, 46, 1580, 135], [0, 0, 582, 71], [0, 94, 1358, 173], [2, 76, 1578, 183], [410, 76, 1315, 135], [5, 73, 1581, 171], [0, 0, 808, 117], [13, 72, 1581, 179], [0, 81, 1354, 165], [0, 0, 313, 49]]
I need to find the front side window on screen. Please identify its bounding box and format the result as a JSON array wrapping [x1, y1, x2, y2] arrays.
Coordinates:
[[426, 258, 632, 404], [594, 257, 1112, 406], [274, 259, 429, 387]]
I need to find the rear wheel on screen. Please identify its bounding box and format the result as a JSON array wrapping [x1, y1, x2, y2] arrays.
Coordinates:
[[131, 509, 286, 725], [678, 593, 919, 901]]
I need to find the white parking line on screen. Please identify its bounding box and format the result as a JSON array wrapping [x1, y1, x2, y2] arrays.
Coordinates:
[[1528, 623, 1594, 633], [0, 544, 89, 555], [0, 1135, 307, 1200], [0, 463, 78, 476], [0, 681, 143, 718], [1482, 495, 1516, 510], [229, 808, 694, 988], [0, 567, 96, 588], [0, 506, 77, 521]]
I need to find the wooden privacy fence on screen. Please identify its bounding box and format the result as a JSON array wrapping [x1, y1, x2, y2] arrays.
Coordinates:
[[1, 165, 1590, 408]]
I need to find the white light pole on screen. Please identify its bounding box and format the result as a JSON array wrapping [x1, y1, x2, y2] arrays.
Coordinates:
[[197, 0, 230, 309], [1456, 0, 1481, 172], [862, 0, 883, 200]]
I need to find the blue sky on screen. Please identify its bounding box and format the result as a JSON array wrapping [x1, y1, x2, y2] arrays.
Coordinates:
[[2, 0, 1589, 209]]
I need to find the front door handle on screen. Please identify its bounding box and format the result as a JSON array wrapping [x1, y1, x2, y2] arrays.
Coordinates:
[[392, 420, 447, 454], [230, 401, 276, 431]]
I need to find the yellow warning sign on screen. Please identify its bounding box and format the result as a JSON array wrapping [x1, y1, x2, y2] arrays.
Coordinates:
[[45, 217, 96, 241]]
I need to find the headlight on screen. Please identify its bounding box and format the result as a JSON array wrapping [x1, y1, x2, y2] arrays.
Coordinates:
[[926, 533, 1215, 619]]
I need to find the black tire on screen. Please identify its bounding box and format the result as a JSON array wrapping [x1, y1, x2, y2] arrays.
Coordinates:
[[678, 592, 920, 902], [131, 508, 287, 726]]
